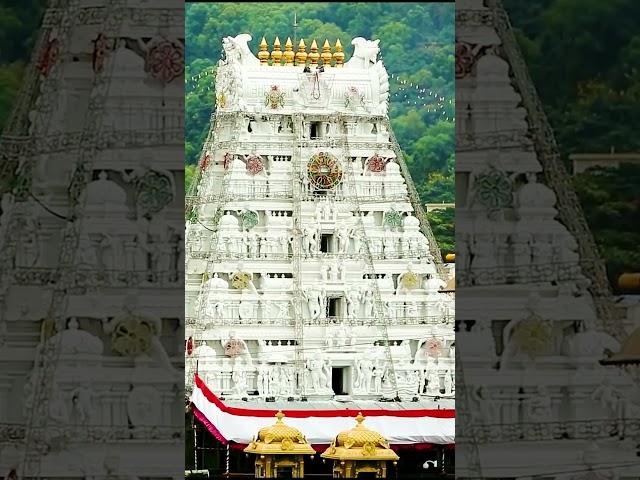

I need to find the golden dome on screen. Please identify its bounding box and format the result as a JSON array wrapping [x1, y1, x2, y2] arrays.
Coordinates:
[[244, 411, 316, 456], [258, 411, 305, 443], [321, 413, 399, 462]]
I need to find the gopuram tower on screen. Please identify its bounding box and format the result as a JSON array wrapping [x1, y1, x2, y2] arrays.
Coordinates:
[[185, 34, 455, 408]]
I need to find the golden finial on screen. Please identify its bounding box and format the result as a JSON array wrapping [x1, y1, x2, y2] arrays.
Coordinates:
[[271, 36, 282, 66], [275, 410, 285, 422], [321, 39, 332, 66], [309, 39, 319, 65], [355, 412, 365, 426], [295, 39, 307, 66], [258, 36, 270, 65], [333, 39, 345, 67], [284, 37, 294, 65]]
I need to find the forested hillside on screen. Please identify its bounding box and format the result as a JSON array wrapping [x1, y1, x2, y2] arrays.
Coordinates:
[[504, 0, 640, 288], [185, 2, 455, 253]]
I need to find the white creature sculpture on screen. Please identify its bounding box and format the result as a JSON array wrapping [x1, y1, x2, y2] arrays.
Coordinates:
[[221, 34, 259, 67], [346, 38, 380, 69]]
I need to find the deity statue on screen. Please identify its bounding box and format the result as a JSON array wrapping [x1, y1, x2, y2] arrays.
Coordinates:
[[345, 288, 361, 320]]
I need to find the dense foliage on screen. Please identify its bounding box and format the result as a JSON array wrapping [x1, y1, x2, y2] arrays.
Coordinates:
[[185, 2, 455, 252], [504, 0, 640, 287], [0, 0, 47, 130]]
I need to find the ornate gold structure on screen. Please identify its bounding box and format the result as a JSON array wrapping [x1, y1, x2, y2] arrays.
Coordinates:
[[283, 37, 295, 65], [258, 36, 270, 65], [333, 39, 345, 67], [309, 39, 320, 65], [244, 411, 316, 478], [295, 39, 307, 66], [321, 413, 399, 478], [321, 39, 332, 66], [271, 36, 282, 66]]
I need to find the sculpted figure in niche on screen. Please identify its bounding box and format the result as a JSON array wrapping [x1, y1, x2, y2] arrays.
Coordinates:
[[362, 289, 375, 320], [304, 288, 324, 320], [345, 288, 361, 320], [257, 362, 270, 396], [337, 225, 350, 254], [70, 384, 94, 426]]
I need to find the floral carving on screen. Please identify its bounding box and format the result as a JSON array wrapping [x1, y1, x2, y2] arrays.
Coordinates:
[[473, 166, 513, 211], [136, 171, 175, 216], [383, 209, 403, 229], [264, 85, 285, 109], [111, 318, 153, 356], [425, 338, 443, 356], [246, 155, 264, 175], [224, 337, 246, 357], [145, 39, 184, 84], [512, 315, 553, 357], [240, 210, 258, 230], [366, 154, 386, 173], [400, 272, 420, 290], [230, 271, 251, 290]]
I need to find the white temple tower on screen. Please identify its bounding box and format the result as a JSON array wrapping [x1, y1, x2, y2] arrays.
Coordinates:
[[456, 1, 639, 478], [185, 34, 455, 406], [0, 2, 184, 478]]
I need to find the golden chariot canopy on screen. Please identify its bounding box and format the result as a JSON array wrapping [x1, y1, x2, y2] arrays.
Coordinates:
[[244, 411, 316, 455], [321, 413, 399, 462]]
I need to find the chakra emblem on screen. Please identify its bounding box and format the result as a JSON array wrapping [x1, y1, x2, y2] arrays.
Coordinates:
[[307, 152, 343, 190], [425, 338, 443, 356]]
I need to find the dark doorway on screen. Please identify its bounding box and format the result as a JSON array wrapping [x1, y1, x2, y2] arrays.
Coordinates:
[[358, 472, 377, 479], [332, 367, 346, 395], [276, 466, 293, 478], [320, 234, 332, 253], [310, 122, 321, 139], [328, 297, 340, 317]]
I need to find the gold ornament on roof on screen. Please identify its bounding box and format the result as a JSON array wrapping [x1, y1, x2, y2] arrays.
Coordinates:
[[271, 36, 282, 66], [321, 412, 399, 462], [333, 39, 345, 67], [309, 39, 320, 65], [230, 271, 251, 289], [284, 37, 294, 65], [244, 410, 316, 456], [321, 39, 332, 66], [295, 39, 307, 65], [258, 36, 270, 65]]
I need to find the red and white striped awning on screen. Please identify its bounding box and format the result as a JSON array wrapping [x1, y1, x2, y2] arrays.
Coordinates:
[[190, 374, 455, 446]]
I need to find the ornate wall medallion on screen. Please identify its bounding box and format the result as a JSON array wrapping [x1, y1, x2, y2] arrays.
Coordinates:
[[246, 155, 264, 175], [307, 152, 342, 189], [367, 154, 386, 173], [264, 85, 285, 109], [241, 210, 259, 230]]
